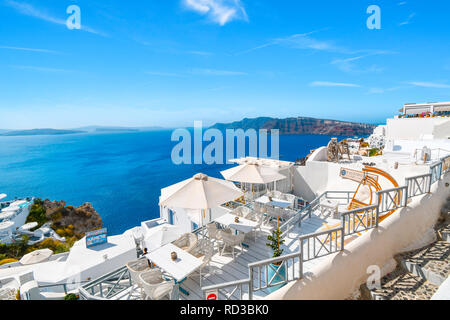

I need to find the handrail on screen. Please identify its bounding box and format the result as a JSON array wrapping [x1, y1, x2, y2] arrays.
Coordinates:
[[405, 173, 432, 197], [341, 205, 379, 235], [201, 278, 251, 300], [376, 186, 408, 214]]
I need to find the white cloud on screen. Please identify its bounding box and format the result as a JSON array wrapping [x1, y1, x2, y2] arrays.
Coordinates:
[[237, 30, 347, 55], [399, 13, 416, 26], [4, 0, 107, 36], [407, 81, 450, 89], [183, 0, 248, 26], [0, 45, 59, 54], [331, 52, 390, 73], [309, 81, 361, 88]]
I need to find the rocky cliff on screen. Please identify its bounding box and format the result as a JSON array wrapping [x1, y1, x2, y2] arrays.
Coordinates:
[[212, 117, 376, 136], [43, 200, 103, 237]]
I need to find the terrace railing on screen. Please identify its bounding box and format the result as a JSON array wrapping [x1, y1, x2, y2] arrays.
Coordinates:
[[202, 278, 251, 300], [341, 205, 379, 236], [430, 161, 443, 184], [79, 266, 132, 300], [279, 192, 325, 238], [377, 186, 408, 215], [405, 173, 432, 197], [299, 227, 344, 262], [248, 251, 303, 297]]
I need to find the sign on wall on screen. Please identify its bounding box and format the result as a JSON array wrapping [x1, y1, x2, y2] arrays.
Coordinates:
[[86, 228, 108, 248], [205, 289, 218, 300], [340, 168, 378, 183]]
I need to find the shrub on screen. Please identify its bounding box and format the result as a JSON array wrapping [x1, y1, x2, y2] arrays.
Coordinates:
[[26, 198, 49, 228], [64, 293, 79, 300]]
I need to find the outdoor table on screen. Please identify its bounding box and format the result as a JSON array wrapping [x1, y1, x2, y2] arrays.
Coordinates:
[[319, 199, 340, 219], [215, 213, 258, 234], [146, 243, 203, 300], [255, 195, 292, 209]]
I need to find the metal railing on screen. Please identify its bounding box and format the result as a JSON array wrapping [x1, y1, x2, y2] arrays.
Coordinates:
[[341, 205, 379, 236], [323, 190, 356, 205], [405, 173, 432, 197], [248, 251, 302, 297], [377, 186, 408, 215], [202, 278, 251, 300], [79, 266, 132, 300], [299, 227, 344, 262], [430, 161, 443, 184]]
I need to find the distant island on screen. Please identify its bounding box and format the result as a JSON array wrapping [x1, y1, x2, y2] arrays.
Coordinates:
[[0, 129, 84, 136], [0, 126, 164, 137], [212, 116, 376, 136]]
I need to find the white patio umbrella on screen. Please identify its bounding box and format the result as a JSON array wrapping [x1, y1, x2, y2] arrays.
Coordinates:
[[19, 248, 53, 265], [0, 194, 7, 201], [220, 162, 286, 184], [144, 224, 182, 252], [159, 173, 244, 226]]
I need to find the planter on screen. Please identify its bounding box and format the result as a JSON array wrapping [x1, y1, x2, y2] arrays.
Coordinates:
[[267, 263, 287, 293]]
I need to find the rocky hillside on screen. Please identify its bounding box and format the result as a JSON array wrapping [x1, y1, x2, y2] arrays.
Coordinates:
[[43, 200, 103, 236], [212, 117, 376, 136]]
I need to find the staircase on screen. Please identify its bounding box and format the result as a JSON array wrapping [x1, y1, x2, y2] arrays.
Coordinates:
[[360, 196, 450, 300]]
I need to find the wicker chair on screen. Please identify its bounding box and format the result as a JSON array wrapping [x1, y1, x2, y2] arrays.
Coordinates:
[[232, 206, 252, 218], [126, 258, 151, 298], [219, 231, 245, 259], [173, 233, 198, 253], [190, 239, 215, 286], [139, 269, 174, 300]]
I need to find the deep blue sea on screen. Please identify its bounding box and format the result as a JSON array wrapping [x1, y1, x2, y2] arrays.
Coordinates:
[[0, 131, 348, 235]]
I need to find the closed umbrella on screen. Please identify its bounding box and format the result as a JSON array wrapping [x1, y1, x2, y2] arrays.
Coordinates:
[[19, 248, 53, 265]]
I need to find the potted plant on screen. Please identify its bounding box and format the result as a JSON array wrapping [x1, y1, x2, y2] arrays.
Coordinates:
[[266, 226, 286, 293]]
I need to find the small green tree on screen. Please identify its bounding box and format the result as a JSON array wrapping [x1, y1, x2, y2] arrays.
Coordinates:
[[266, 227, 285, 259]]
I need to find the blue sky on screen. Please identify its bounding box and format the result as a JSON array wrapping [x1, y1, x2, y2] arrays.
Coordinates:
[[0, 0, 449, 129]]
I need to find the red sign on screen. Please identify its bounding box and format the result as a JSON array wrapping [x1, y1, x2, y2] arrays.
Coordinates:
[[207, 293, 217, 300]]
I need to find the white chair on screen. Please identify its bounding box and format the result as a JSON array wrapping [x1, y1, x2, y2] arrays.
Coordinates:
[[139, 269, 174, 300], [283, 194, 296, 208], [190, 239, 214, 286], [126, 258, 150, 298], [206, 224, 223, 250], [219, 231, 245, 259], [173, 233, 198, 253], [232, 206, 252, 218]]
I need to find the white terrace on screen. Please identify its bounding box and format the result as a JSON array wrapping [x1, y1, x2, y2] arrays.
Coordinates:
[[78, 191, 357, 300]]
